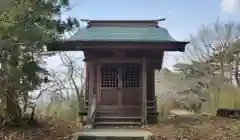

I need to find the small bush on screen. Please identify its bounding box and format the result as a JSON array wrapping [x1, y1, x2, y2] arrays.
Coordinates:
[[157, 85, 240, 120], [35, 94, 84, 121]]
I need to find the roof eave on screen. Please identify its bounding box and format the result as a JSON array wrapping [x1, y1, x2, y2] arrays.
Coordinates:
[[47, 40, 189, 52]]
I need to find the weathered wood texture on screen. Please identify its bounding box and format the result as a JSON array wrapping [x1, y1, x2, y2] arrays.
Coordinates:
[[84, 50, 160, 126], [142, 58, 147, 124]]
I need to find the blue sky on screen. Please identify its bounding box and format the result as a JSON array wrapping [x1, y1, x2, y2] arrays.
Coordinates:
[[48, 0, 240, 69], [39, 0, 240, 100], [65, 0, 240, 40]]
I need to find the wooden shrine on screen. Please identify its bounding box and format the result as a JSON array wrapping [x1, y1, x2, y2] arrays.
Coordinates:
[[48, 19, 189, 128]]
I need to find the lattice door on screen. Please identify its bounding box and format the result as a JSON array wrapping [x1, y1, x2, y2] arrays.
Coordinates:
[[100, 65, 120, 106], [121, 65, 142, 106], [101, 66, 119, 88], [122, 66, 140, 88], [99, 64, 142, 107]]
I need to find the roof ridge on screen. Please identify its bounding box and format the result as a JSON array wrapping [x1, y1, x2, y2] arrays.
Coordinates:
[[81, 18, 166, 22], [85, 26, 165, 29]]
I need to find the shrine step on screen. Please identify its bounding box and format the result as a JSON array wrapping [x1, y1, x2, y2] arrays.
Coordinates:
[[95, 110, 142, 117], [96, 116, 141, 122], [95, 115, 142, 128], [95, 121, 142, 129], [94, 109, 142, 128], [71, 129, 154, 140]]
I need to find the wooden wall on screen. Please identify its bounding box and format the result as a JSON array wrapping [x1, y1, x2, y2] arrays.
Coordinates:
[[84, 50, 163, 108]]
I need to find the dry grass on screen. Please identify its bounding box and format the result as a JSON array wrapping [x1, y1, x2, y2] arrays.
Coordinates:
[[147, 115, 240, 140], [35, 94, 84, 121], [215, 86, 240, 109], [0, 115, 83, 140], [0, 95, 84, 140], [157, 85, 240, 118]]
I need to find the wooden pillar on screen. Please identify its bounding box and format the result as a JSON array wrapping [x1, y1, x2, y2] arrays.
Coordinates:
[[142, 58, 147, 125], [88, 61, 94, 104], [85, 62, 89, 101], [152, 66, 155, 100], [86, 61, 95, 126], [147, 61, 155, 101]]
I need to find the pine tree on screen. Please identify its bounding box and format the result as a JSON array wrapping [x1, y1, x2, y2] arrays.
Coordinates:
[[0, 0, 79, 122]]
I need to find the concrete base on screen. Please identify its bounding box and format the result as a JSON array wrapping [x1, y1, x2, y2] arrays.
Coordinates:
[[71, 129, 154, 140]]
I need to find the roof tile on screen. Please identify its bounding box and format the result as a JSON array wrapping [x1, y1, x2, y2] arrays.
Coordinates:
[[67, 27, 177, 42]]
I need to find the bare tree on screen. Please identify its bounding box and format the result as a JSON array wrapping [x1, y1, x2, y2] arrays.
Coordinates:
[[175, 21, 240, 86], [169, 20, 240, 113], [58, 52, 85, 112]]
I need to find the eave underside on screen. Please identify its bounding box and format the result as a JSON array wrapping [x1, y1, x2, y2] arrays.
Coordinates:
[[47, 40, 188, 52], [83, 49, 164, 69]]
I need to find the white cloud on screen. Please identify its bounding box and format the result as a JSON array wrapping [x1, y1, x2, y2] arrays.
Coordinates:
[[221, 0, 240, 13]]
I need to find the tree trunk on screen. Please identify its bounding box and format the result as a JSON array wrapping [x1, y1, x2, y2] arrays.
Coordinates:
[[220, 61, 224, 79], [235, 53, 240, 86], [23, 91, 28, 113], [69, 67, 84, 112], [6, 90, 22, 122], [228, 60, 232, 84]]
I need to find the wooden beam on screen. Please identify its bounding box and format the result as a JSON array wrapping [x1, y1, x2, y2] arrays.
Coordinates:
[[142, 58, 147, 125], [97, 58, 142, 63]]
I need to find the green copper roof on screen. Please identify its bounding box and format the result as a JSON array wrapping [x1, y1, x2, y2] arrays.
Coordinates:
[[67, 26, 177, 42]]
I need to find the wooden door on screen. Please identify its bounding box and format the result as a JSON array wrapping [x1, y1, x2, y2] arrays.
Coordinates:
[[99, 63, 142, 109], [121, 64, 142, 108], [99, 64, 120, 109]]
